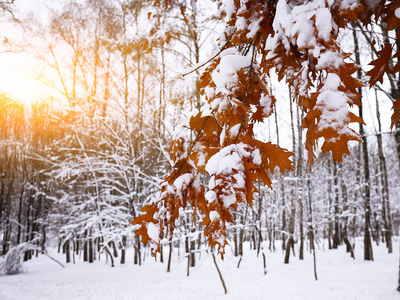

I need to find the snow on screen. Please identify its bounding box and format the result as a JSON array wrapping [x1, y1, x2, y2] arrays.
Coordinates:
[[224, 0, 236, 19], [205, 190, 217, 203], [236, 12, 248, 32], [316, 73, 352, 133], [317, 51, 343, 70], [0, 242, 398, 300], [221, 191, 237, 208], [192, 143, 207, 167], [337, 0, 360, 11], [251, 148, 262, 165], [270, 0, 336, 52], [146, 222, 160, 242], [220, 125, 226, 147], [396, 7, 400, 19], [272, 0, 292, 52], [205, 144, 243, 175], [229, 124, 241, 139], [291, 5, 318, 49], [173, 173, 192, 199], [205, 143, 264, 208], [209, 210, 220, 221], [210, 48, 251, 102], [236, 0, 262, 39], [259, 95, 273, 117], [245, 17, 261, 39], [232, 173, 245, 189], [314, 6, 333, 41]]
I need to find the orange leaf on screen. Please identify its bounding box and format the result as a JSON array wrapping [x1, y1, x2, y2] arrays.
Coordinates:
[[131, 204, 159, 226], [262, 142, 293, 172], [321, 132, 360, 162], [366, 43, 393, 85], [391, 97, 400, 129], [131, 203, 160, 247], [189, 112, 220, 136], [251, 106, 267, 122]]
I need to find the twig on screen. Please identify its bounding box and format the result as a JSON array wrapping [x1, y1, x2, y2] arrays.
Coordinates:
[[181, 30, 236, 77], [237, 256, 242, 268], [212, 250, 227, 294], [262, 250, 267, 275], [42, 252, 65, 269]]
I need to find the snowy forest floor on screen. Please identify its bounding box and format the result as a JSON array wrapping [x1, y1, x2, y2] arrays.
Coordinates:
[[0, 239, 399, 300]]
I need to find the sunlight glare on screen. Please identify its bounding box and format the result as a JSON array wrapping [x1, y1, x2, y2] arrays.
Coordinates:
[[0, 53, 53, 105]]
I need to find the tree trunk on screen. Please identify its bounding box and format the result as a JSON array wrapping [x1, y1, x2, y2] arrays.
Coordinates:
[[353, 28, 373, 261], [89, 237, 94, 263], [65, 239, 71, 264], [285, 92, 297, 264], [332, 161, 340, 249], [133, 236, 141, 266], [274, 102, 287, 251], [284, 191, 296, 264], [397, 240, 400, 292], [233, 212, 239, 257], [83, 235, 88, 262], [75, 238, 79, 256], [307, 172, 318, 280], [120, 235, 126, 264], [375, 90, 393, 253], [297, 104, 304, 260], [327, 156, 333, 250], [167, 236, 173, 272], [190, 227, 196, 267], [17, 185, 24, 245]]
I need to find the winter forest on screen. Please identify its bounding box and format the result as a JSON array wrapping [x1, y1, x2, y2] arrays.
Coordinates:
[[0, 0, 400, 299]]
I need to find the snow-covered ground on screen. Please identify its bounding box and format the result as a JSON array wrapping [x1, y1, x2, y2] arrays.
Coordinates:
[[0, 240, 399, 300]]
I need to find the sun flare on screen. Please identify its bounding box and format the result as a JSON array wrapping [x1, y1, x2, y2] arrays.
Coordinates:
[[0, 53, 53, 105]]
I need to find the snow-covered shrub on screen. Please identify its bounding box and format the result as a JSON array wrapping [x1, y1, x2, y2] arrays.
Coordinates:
[[0, 243, 36, 276]]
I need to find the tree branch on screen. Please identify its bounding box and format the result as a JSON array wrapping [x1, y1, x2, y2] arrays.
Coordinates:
[[181, 29, 236, 77]]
